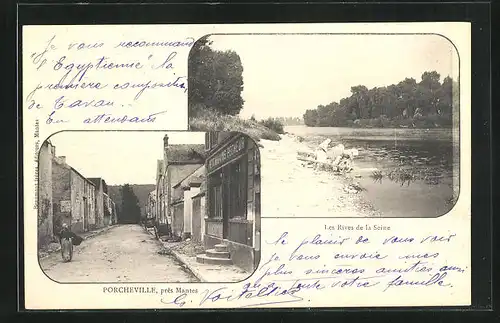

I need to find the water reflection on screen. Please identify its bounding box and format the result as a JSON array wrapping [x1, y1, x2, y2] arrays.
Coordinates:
[[369, 167, 446, 187], [343, 138, 458, 217], [288, 126, 459, 217]]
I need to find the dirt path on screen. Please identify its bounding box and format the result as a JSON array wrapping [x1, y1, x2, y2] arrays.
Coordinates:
[[39, 224, 199, 283]]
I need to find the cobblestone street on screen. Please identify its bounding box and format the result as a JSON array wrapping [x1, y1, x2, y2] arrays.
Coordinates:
[[39, 224, 199, 283]]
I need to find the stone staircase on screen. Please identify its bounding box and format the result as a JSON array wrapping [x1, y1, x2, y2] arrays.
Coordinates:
[[196, 244, 232, 265]]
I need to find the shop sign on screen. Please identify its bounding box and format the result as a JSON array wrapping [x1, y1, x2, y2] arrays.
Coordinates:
[[208, 136, 246, 171]]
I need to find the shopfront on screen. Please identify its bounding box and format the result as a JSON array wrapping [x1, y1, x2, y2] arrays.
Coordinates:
[[204, 132, 261, 272]]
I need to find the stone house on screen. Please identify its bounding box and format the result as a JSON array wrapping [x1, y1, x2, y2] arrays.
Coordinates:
[[171, 165, 206, 241], [155, 135, 205, 238], [88, 177, 108, 229], [52, 156, 97, 234], [146, 190, 156, 221], [155, 159, 167, 234], [103, 192, 116, 226], [38, 140, 54, 247]]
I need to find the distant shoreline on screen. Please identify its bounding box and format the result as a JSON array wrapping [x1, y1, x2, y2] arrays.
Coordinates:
[[291, 125, 453, 129]]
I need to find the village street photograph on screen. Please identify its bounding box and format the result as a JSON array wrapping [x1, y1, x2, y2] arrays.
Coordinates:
[[37, 131, 261, 283], [188, 33, 460, 218]]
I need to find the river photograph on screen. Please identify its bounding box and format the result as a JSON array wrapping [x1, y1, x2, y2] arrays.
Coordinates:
[[188, 33, 460, 218], [285, 126, 459, 218]]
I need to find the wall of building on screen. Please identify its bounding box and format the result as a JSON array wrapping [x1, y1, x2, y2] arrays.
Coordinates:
[[95, 182, 104, 229], [156, 176, 171, 236], [70, 170, 96, 233], [190, 188, 204, 243], [111, 201, 117, 224], [172, 185, 184, 203], [52, 161, 72, 233], [147, 191, 156, 220], [105, 193, 115, 226], [156, 176, 165, 225], [182, 188, 193, 239], [171, 202, 184, 238], [103, 194, 112, 226], [165, 164, 203, 224], [87, 186, 96, 228], [169, 185, 183, 236], [38, 142, 53, 247]]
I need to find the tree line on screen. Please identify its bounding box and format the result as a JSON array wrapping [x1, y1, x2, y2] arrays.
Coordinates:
[[303, 71, 459, 128], [271, 116, 304, 126], [118, 184, 141, 224]]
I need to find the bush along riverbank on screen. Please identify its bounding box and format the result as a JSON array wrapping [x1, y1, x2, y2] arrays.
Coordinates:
[[259, 133, 381, 218], [189, 108, 283, 142]]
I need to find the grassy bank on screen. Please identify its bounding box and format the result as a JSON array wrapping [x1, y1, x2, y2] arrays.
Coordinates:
[[189, 109, 282, 142]]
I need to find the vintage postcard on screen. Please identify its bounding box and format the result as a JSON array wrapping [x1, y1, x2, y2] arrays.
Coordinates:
[[22, 22, 471, 309]]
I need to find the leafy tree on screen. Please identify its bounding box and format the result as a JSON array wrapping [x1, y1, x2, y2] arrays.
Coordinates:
[[350, 85, 369, 119], [303, 109, 319, 126], [119, 184, 141, 224], [188, 37, 245, 117], [302, 71, 457, 129]]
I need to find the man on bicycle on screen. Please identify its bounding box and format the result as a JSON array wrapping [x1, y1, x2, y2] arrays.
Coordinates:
[[58, 223, 76, 241]]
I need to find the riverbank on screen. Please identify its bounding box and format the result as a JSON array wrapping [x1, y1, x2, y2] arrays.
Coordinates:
[[259, 133, 382, 218], [282, 126, 458, 218], [189, 109, 281, 142]]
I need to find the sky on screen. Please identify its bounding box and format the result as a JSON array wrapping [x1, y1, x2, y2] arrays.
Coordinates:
[[48, 131, 205, 185], [208, 34, 459, 119]]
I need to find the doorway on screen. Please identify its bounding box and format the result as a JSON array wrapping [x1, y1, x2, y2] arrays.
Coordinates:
[[83, 197, 89, 231]]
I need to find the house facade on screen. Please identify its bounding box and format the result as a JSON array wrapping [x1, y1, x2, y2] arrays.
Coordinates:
[[103, 192, 116, 226], [155, 135, 205, 238], [37, 141, 117, 249], [170, 165, 205, 240], [38, 140, 54, 247], [88, 178, 108, 229], [52, 156, 97, 234], [146, 190, 156, 221], [155, 159, 167, 234], [200, 132, 261, 272]]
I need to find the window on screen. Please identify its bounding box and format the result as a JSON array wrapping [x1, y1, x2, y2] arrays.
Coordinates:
[[210, 185, 223, 219], [209, 132, 219, 150], [209, 172, 223, 219], [229, 159, 247, 219], [205, 132, 210, 151], [254, 149, 260, 175]]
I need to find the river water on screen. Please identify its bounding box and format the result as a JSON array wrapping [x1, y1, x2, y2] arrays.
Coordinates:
[[285, 126, 460, 218]]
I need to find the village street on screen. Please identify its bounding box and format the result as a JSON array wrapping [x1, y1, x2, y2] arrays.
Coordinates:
[[39, 225, 199, 283]]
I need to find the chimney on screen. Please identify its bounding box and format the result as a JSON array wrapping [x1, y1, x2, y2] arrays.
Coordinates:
[[163, 134, 169, 148], [51, 145, 56, 156], [59, 156, 66, 164]]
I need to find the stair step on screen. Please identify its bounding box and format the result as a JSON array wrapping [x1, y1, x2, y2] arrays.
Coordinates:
[[206, 249, 231, 259], [196, 254, 233, 265], [214, 244, 228, 252]]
